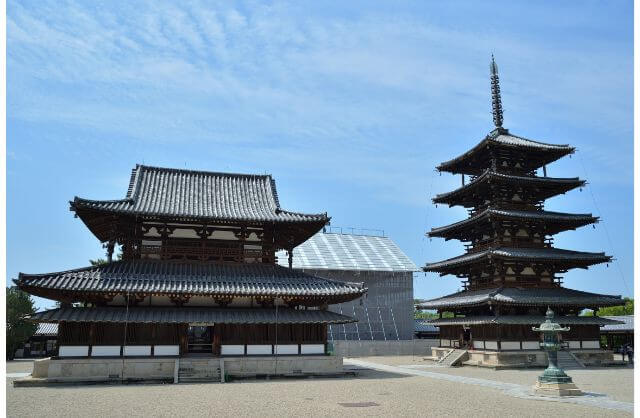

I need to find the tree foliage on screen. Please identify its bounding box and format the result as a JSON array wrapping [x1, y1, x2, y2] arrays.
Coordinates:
[[7, 287, 37, 359], [89, 258, 108, 266], [90, 249, 122, 266], [414, 305, 456, 319], [597, 298, 633, 316], [581, 298, 633, 316]]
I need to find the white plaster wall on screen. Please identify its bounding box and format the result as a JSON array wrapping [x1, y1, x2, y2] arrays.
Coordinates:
[[582, 340, 600, 349], [92, 346, 121, 356], [473, 340, 485, 349], [59, 346, 89, 357], [275, 345, 298, 355], [124, 346, 151, 356], [501, 341, 521, 350], [568, 341, 581, 349], [522, 341, 540, 350], [247, 345, 272, 355], [221, 345, 244, 355], [154, 345, 179, 356], [301, 344, 325, 354], [484, 341, 498, 350]]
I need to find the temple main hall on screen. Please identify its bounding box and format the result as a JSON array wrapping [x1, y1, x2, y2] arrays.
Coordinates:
[[15, 164, 366, 382]]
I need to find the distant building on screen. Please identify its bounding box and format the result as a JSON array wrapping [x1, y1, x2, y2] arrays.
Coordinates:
[[600, 315, 633, 351], [277, 230, 419, 340], [20, 323, 58, 358], [414, 319, 439, 339]]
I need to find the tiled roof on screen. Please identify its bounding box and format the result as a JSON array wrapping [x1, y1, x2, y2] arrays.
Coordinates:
[[601, 315, 634, 332], [424, 247, 611, 272], [429, 208, 598, 238], [34, 322, 58, 336], [417, 286, 622, 309], [16, 260, 366, 300], [28, 307, 356, 324], [427, 315, 622, 326], [437, 128, 575, 174], [492, 134, 573, 150], [433, 170, 585, 206], [415, 319, 439, 332], [71, 164, 328, 224], [276, 232, 418, 272]]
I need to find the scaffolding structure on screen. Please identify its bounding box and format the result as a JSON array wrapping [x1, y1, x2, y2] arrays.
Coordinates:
[[328, 305, 400, 341]]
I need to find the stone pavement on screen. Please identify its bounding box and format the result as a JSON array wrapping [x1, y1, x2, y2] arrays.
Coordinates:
[[345, 358, 634, 414]]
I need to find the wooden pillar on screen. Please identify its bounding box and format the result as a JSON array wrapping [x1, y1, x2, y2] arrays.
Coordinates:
[[106, 240, 115, 262], [151, 324, 157, 356], [88, 323, 96, 357], [212, 325, 221, 356]]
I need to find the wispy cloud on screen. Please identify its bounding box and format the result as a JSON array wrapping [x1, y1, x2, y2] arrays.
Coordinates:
[[7, 0, 633, 202]]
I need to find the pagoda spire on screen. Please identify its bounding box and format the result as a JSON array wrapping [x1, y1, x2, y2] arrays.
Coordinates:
[[490, 55, 504, 128]]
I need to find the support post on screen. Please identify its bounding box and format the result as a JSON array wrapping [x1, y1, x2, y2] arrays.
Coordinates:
[[288, 248, 293, 269], [106, 240, 115, 262]]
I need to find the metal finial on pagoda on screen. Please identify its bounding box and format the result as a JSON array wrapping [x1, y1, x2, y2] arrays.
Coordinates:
[[490, 55, 504, 128]]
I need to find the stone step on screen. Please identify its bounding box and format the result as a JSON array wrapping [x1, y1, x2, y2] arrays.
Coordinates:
[[555, 351, 585, 369], [178, 376, 221, 383], [440, 349, 468, 367]]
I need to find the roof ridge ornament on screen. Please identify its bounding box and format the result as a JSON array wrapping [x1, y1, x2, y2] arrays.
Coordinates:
[[490, 55, 504, 129]]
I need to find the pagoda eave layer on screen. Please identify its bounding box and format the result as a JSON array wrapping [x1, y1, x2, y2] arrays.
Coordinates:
[[416, 286, 622, 310], [427, 315, 622, 327], [428, 208, 598, 240], [423, 247, 611, 274], [432, 171, 585, 207], [436, 128, 575, 175]]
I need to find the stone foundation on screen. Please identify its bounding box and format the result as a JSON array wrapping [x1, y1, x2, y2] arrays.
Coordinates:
[[29, 357, 176, 383], [332, 340, 438, 357], [16, 355, 344, 385], [223, 355, 343, 377], [430, 347, 615, 368], [571, 350, 615, 366], [534, 381, 583, 397]]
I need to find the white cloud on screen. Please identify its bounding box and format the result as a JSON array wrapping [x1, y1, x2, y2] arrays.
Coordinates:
[[7, 0, 633, 203]]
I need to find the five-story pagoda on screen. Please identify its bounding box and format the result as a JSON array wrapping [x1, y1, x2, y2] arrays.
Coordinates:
[[417, 57, 623, 368]]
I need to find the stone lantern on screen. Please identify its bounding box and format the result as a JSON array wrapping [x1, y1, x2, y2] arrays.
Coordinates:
[[532, 308, 583, 396]]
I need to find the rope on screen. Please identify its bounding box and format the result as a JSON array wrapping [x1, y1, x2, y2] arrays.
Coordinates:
[[576, 151, 630, 295]]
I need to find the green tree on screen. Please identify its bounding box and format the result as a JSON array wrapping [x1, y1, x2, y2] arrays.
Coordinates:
[[7, 287, 37, 360], [89, 258, 108, 266], [580, 298, 633, 316], [597, 298, 633, 316], [89, 248, 122, 266]]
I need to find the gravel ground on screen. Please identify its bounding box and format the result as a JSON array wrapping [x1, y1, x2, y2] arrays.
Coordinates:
[[6, 358, 633, 417], [355, 356, 635, 403]]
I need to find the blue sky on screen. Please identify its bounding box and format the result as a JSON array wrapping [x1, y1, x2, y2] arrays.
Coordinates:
[[7, 1, 633, 311]]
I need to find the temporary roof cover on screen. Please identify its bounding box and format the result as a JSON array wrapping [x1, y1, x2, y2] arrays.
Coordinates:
[[276, 232, 418, 272]]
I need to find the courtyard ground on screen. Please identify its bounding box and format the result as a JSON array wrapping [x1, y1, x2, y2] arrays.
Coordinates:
[[6, 357, 634, 417]]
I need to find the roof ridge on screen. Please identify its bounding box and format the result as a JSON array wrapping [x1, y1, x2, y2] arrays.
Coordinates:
[[134, 164, 274, 180], [496, 131, 574, 149]]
